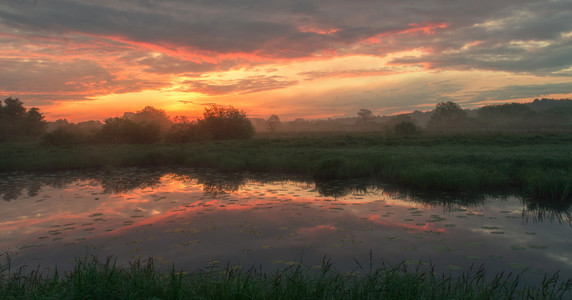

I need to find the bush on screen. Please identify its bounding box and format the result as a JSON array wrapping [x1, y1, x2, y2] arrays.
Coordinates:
[[165, 122, 207, 143], [393, 121, 420, 136], [43, 127, 87, 146], [96, 118, 161, 144]]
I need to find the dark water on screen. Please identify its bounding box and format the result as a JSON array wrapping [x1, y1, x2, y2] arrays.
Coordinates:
[[1, 168, 570, 284]]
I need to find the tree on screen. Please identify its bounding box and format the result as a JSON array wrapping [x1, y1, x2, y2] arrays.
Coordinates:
[[356, 108, 374, 125], [198, 104, 255, 140], [266, 114, 281, 132], [477, 103, 533, 129], [23, 107, 47, 137], [427, 101, 467, 130], [0, 97, 46, 141], [127, 106, 173, 133], [384, 114, 420, 136]]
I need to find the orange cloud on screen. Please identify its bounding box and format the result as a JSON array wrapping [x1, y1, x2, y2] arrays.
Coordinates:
[[363, 22, 449, 45]]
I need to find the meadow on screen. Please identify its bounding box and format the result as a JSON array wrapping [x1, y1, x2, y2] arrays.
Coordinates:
[[1, 132, 571, 201]]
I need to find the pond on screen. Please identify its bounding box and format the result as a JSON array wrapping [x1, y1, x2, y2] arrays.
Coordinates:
[[1, 168, 571, 285]]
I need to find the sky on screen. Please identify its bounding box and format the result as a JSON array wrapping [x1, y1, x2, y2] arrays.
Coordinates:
[[1, 0, 572, 122]]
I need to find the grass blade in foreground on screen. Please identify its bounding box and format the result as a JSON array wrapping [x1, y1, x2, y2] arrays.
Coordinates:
[[1, 255, 570, 299]]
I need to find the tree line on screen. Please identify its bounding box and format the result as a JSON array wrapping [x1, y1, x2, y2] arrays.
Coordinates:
[[251, 98, 572, 135], [2, 97, 572, 145], [424, 99, 572, 132], [0, 97, 254, 145]]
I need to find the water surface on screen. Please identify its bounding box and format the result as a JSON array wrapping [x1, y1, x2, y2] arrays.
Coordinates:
[[1, 168, 570, 284]]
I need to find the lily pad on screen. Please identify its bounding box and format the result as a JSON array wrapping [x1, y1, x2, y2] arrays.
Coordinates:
[[510, 245, 527, 251], [464, 256, 481, 260], [434, 246, 456, 252], [508, 262, 527, 269], [481, 226, 500, 230], [528, 245, 548, 250]]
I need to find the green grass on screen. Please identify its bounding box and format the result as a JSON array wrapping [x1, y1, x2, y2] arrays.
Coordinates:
[[1, 255, 570, 299], [1, 132, 572, 201]]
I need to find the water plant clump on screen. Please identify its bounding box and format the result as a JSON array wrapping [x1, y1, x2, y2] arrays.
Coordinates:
[[1, 255, 570, 299]]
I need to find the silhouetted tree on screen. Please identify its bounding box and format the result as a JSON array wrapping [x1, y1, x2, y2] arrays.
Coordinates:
[[0, 97, 46, 142], [198, 104, 255, 140], [22, 107, 46, 137], [126, 106, 173, 133], [427, 101, 467, 130], [266, 114, 281, 132], [2, 97, 26, 117], [356, 108, 374, 125]]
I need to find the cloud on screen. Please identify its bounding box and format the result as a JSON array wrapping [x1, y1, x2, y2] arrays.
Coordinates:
[[472, 82, 572, 102], [137, 54, 233, 75], [180, 75, 298, 95], [298, 68, 398, 80], [389, 1, 572, 74], [4, 1, 570, 66], [2, 0, 572, 116], [177, 100, 216, 106], [0, 57, 165, 104]]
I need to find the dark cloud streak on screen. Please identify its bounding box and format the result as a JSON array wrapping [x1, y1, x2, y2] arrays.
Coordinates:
[[181, 76, 298, 95]]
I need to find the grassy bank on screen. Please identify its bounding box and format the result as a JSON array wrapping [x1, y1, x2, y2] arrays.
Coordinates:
[[1, 132, 572, 200], [1, 255, 570, 299]]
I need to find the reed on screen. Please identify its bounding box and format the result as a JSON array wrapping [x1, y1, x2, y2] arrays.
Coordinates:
[[1, 255, 570, 299]]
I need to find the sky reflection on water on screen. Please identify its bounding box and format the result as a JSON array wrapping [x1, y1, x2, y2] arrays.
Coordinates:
[[0, 168, 570, 284]]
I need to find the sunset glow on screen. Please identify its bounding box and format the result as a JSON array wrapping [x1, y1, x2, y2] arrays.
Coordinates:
[[1, 1, 572, 121]]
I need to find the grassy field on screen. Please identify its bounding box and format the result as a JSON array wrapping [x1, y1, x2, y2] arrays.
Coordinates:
[[1, 132, 571, 201], [1, 255, 570, 299]]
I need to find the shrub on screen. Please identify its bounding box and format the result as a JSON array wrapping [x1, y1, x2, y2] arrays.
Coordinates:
[[165, 122, 207, 143], [96, 118, 161, 144], [43, 127, 87, 146], [393, 121, 420, 136]]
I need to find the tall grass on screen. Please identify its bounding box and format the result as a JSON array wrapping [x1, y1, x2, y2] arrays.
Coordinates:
[[1, 133, 572, 201], [1, 255, 571, 299]]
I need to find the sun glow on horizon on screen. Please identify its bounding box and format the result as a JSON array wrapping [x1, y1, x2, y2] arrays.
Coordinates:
[[2, 1, 571, 122]]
